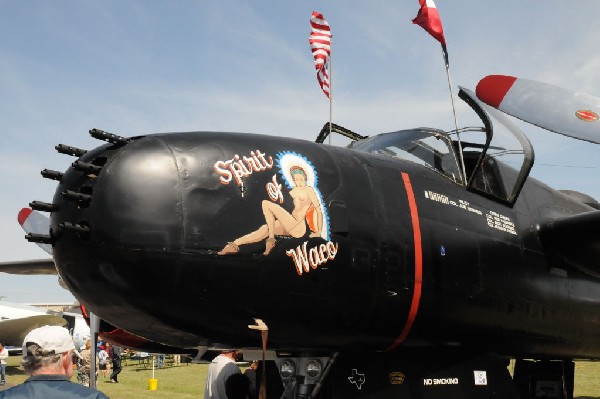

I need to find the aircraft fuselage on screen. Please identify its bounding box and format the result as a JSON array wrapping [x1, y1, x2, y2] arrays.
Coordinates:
[[48, 131, 600, 359]]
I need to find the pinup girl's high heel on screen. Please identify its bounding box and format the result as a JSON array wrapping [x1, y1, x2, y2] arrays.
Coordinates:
[[218, 242, 240, 255], [263, 238, 276, 255]]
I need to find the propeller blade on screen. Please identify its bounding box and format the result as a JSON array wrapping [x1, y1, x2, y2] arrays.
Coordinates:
[[18, 207, 53, 255], [476, 75, 600, 144]]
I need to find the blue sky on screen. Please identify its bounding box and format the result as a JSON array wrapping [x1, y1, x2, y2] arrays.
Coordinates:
[[1, 1, 599, 303]]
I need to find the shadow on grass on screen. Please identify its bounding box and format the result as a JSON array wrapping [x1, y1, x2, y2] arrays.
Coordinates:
[[5, 366, 26, 377]]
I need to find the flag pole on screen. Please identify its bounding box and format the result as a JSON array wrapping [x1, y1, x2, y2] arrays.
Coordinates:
[[328, 38, 332, 145], [411, 0, 467, 184], [441, 45, 467, 185]]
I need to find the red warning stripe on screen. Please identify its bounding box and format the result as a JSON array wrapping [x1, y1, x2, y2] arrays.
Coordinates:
[[475, 75, 517, 108], [385, 172, 423, 351], [18, 207, 32, 226]]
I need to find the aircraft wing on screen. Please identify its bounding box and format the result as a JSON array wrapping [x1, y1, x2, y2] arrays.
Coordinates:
[[538, 210, 600, 278], [0, 259, 57, 275], [0, 314, 67, 346]]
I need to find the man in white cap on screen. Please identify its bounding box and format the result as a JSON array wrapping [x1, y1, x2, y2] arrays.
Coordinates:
[[0, 325, 109, 398]]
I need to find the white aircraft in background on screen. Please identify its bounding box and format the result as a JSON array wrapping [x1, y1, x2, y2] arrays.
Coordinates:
[[0, 301, 90, 351], [0, 209, 91, 352]]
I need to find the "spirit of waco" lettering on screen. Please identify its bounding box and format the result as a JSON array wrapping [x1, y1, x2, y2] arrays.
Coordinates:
[[286, 241, 338, 275]]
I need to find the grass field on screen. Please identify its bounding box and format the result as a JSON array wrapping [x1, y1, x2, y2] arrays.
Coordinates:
[[3, 355, 599, 398]]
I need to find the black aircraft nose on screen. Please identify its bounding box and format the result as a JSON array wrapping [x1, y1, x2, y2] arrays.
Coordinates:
[[50, 132, 288, 345], [88, 137, 184, 250], [53, 133, 230, 254]]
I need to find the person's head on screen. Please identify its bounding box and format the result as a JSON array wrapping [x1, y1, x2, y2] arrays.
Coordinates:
[[20, 325, 76, 377], [290, 166, 307, 187], [220, 350, 242, 362], [0, 342, 4, 350], [85, 339, 92, 350]]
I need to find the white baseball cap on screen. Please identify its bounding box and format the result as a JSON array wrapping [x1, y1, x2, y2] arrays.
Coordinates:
[[22, 325, 76, 356]]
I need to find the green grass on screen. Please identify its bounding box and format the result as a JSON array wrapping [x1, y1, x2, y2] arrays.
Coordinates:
[[4, 355, 209, 399], [575, 361, 600, 399], [3, 355, 599, 398]]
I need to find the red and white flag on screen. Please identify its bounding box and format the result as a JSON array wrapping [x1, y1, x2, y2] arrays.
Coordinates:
[[412, 0, 446, 47], [309, 11, 332, 98]]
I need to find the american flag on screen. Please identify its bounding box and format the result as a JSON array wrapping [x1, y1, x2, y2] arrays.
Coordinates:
[[309, 11, 332, 98]]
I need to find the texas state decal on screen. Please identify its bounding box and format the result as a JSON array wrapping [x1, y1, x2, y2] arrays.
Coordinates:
[[216, 150, 338, 275]]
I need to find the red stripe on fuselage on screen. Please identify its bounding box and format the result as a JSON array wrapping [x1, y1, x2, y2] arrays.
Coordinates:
[[385, 172, 423, 351]]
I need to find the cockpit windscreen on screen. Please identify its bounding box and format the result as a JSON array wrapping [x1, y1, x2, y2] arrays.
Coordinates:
[[349, 128, 462, 183]]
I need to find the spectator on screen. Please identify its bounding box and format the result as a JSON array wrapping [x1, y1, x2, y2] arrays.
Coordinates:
[[108, 345, 122, 383], [97, 347, 109, 379], [0, 343, 8, 385], [104, 344, 111, 375], [243, 361, 258, 399], [77, 340, 92, 387], [156, 354, 165, 369], [204, 350, 242, 399], [0, 325, 109, 398]]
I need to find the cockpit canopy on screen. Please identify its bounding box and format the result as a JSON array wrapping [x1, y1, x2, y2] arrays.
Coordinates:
[[349, 128, 462, 183], [345, 88, 534, 206]]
